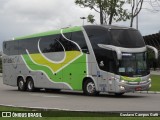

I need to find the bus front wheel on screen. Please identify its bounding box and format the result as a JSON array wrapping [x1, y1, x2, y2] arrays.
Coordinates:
[[26, 78, 35, 92], [115, 93, 125, 96], [83, 79, 99, 96]]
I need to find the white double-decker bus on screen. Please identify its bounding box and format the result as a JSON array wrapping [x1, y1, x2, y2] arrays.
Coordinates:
[[2, 25, 158, 96]]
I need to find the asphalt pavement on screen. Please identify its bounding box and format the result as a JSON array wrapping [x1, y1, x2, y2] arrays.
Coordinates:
[[0, 77, 160, 111], [151, 70, 160, 75]]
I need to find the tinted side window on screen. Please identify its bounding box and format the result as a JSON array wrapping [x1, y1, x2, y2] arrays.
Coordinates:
[[71, 31, 88, 53], [39, 35, 63, 53], [3, 41, 18, 55], [3, 42, 10, 55], [85, 29, 110, 49], [59, 33, 79, 51], [18, 38, 39, 54], [19, 35, 62, 54], [84, 28, 116, 72]]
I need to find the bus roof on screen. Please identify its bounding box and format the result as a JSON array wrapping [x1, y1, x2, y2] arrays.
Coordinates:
[[15, 26, 82, 40], [84, 25, 136, 30], [15, 25, 136, 40]]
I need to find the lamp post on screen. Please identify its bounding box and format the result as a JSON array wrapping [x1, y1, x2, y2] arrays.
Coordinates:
[[136, 0, 138, 30], [80, 17, 86, 25]]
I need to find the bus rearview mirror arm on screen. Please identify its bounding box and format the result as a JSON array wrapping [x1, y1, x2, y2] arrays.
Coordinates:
[[98, 44, 122, 60], [146, 45, 158, 59]]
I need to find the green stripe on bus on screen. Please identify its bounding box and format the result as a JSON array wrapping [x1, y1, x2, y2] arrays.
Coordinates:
[[22, 53, 87, 90], [120, 76, 141, 82], [15, 26, 82, 40]]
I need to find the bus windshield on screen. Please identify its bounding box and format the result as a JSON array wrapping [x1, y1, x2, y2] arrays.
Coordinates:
[[118, 53, 149, 77]]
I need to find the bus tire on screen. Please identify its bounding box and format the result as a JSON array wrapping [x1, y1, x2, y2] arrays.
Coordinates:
[[17, 77, 26, 91], [83, 79, 99, 96], [26, 78, 35, 92]]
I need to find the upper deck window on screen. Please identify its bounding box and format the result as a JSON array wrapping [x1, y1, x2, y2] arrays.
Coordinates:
[[110, 29, 145, 48], [84, 26, 145, 48]]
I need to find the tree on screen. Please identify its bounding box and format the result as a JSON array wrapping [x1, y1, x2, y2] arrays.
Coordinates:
[[128, 0, 160, 27], [87, 14, 95, 24], [128, 0, 144, 27], [75, 0, 130, 25]]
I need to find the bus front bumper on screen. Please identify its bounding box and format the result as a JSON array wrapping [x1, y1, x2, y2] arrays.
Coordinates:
[[118, 80, 151, 93]]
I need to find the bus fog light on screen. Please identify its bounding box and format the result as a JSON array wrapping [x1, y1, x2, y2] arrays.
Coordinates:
[[121, 80, 125, 83]]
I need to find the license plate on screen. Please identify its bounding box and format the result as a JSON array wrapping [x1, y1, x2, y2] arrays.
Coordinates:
[[135, 87, 142, 91]]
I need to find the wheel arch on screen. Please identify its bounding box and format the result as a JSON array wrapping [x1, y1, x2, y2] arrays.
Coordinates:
[[82, 76, 98, 91], [26, 76, 33, 82]]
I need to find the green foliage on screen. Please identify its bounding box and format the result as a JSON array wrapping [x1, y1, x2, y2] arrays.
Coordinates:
[[75, 0, 130, 25], [87, 14, 95, 24]]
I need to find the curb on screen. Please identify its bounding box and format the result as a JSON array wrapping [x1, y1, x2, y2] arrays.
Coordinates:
[[136, 91, 160, 94]]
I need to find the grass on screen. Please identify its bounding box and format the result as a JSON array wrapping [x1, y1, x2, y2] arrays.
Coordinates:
[[0, 117, 160, 120], [150, 75, 160, 91], [0, 106, 26, 111]]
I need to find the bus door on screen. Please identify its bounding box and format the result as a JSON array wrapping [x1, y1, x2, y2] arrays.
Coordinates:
[[97, 71, 116, 92], [107, 60, 116, 92], [97, 60, 116, 92], [106, 73, 116, 92]]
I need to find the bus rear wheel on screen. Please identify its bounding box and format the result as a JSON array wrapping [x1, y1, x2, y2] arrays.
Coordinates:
[[26, 78, 35, 92], [83, 79, 99, 96], [17, 77, 26, 91]]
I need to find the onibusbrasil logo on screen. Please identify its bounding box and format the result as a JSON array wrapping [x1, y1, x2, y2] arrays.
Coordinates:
[[1, 112, 42, 118]]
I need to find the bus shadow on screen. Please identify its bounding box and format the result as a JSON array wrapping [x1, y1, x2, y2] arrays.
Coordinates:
[[5, 89, 148, 99], [35, 90, 148, 99]]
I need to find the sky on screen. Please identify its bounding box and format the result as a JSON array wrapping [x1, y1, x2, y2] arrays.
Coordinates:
[[0, 0, 160, 50]]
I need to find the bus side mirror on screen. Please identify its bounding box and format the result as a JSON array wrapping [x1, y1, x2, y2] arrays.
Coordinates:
[[146, 45, 158, 59]]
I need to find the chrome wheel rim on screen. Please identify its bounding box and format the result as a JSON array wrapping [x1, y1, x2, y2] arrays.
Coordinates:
[[28, 81, 33, 90], [87, 82, 95, 94], [19, 80, 24, 89]]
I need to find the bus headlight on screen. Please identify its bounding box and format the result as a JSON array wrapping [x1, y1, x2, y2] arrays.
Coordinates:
[[121, 80, 127, 84], [114, 78, 119, 82], [119, 86, 125, 90], [121, 80, 125, 83]]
